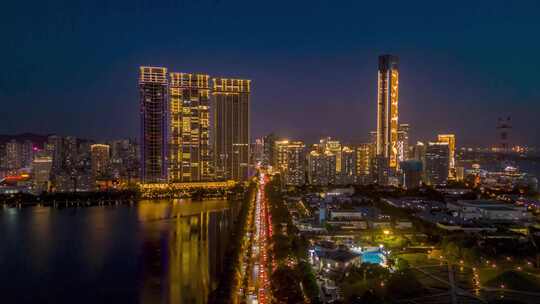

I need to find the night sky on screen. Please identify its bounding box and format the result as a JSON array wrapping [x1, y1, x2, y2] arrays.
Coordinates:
[[1, 0, 539, 146]]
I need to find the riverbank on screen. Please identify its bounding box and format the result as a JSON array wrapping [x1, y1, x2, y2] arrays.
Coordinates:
[[0, 185, 247, 207], [0, 190, 139, 207], [208, 181, 256, 304]]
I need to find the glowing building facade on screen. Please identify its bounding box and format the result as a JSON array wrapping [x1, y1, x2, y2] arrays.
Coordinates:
[[437, 134, 456, 179], [376, 55, 400, 171], [340, 146, 356, 185], [139, 66, 169, 182], [356, 143, 372, 184], [212, 78, 251, 181], [321, 137, 342, 173], [90, 144, 110, 178], [273, 140, 290, 172], [284, 141, 306, 186], [307, 150, 336, 186], [32, 156, 52, 193], [169, 73, 211, 182]]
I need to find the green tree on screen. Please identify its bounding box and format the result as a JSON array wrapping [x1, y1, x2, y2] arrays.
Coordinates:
[[271, 266, 304, 304]]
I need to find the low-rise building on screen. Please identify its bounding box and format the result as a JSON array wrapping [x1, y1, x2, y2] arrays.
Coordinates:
[[395, 220, 413, 229], [447, 200, 531, 222]]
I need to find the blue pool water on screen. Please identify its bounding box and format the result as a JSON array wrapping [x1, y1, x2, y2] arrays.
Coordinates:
[[361, 250, 384, 265]]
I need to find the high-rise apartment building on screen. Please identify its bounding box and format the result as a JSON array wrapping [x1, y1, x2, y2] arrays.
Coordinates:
[[108, 139, 140, 181], [139, 67, 251, 183], [212, 78, 251, 181], [169, 72, 211, 182], [273, 140, 290, 172], [91, 144, 110, 178], [437, 134, 456, 179], [252, 138, 264, 164], [355, 143, 372, 184], [425, 142, 449, 186], [64, 136, 78, 170], [32, 156, 52, 193], [307, 150, 336, 186], [5, 140, 22, 169], [376, 55, 400, 171], [46, 135, 64, 173], [139, 66, 169, 182], [413, 141, 427, 183], [263, 133, 276, 166], [284, 141, 306, 186], [340, 146, 356, 185], [397, 123, 410, 163], [271, 140, 306, 186], [321, 137, 342, 173], [21, 140, 34, 168]]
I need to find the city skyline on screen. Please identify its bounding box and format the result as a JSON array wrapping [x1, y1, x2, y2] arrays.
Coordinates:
[[2, 1, 540, 146], [2, 3, 540, 304]]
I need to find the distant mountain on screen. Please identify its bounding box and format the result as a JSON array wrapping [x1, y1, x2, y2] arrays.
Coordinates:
[[0, 133, 50, 148]]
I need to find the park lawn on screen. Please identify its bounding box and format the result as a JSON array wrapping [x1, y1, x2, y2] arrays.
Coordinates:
[[397, 253, 429, 266], [483, 270, 540, 292], [374, 235, 407, 249], [478, 267, 504, 285]]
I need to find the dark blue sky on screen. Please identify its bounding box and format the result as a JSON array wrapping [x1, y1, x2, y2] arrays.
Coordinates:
[[1, 0, 539, 146]]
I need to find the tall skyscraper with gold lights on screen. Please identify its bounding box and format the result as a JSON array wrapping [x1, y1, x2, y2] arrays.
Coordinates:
[[437, 134, 456, 178], [169, 72, 211, 182], [376, 55, 399, 171], [139, 66, 169, 182], [212, 78, 251, 181]]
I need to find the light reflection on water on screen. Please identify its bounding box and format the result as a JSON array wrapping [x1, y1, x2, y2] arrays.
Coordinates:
[[0, 199, 237, 304]]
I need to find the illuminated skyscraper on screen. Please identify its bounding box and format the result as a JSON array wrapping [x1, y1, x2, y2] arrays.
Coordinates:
[[376, 55, 400, 170], [139, 66, 169, 182], [437, 134, 456, 179], [212, 78, 251, 181], [169, 72, 211, 182]]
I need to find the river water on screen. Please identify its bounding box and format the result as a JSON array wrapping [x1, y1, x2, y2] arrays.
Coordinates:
[[0, 199, 238, 304]]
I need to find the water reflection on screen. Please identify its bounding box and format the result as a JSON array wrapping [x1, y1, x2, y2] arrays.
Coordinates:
[[138, 199, 235, 304], [0, 199, 237, 304]]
